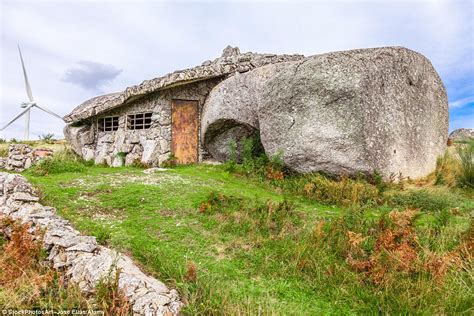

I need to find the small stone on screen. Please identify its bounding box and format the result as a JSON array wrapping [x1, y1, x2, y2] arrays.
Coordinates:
[[10, 192, 39, 202]]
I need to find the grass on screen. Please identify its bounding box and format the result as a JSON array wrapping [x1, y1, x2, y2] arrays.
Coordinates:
[[19, 151, 473, 314]]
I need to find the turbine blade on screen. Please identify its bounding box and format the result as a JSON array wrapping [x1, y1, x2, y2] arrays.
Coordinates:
[[18, 45, 34, 102], [34, 104, 64, 121], [0, 106, 32, 131]]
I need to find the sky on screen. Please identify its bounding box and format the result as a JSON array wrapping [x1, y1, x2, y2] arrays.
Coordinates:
[[0, 0, 473, 140]]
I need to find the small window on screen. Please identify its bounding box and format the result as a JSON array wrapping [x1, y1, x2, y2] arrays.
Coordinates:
[[127, 112, 152, 130], [98, 116, 119, 132]]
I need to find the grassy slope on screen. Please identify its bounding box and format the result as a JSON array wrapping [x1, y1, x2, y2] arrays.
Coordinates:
[[26, 165, 345, 314], [23, 163, 473, 314]]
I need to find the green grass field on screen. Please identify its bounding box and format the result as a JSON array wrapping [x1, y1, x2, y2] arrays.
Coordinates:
[[19, 158, 473, 315]]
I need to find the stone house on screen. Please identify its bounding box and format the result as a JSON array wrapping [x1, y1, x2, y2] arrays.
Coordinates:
[[64, 46, 303, 167], [65, 45, 448, 178]]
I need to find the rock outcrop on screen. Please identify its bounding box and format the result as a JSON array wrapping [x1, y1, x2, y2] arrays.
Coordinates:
[[64, 47, 304, 123], [0, 173, 182, 315], [0, 144, 53, 172], [449, 128, 474, 142], [202, 46, 448, 179]]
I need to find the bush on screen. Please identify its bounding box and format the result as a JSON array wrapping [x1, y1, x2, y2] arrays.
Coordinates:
[[161, 153, 178, 168], [95, 268, 131, 315], [27, 147, 92, 175], [456, 140, 474, 188], [223, 140, 238, 172], [38, 133, 56, 144]]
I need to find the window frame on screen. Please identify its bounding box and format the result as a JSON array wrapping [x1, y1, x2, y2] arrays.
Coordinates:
[[127, 112, 153, 130], [97, 116, 120, 132]]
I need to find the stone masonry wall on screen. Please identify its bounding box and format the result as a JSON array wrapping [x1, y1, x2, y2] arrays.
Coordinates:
[[0, 172, 182, 315], [0, 144, 53, 172], [66, 78, 221, 167]]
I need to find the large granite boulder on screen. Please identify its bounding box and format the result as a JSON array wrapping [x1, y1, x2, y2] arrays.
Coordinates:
[[63, 123, 95, 156], [202, 46, 448, 179]]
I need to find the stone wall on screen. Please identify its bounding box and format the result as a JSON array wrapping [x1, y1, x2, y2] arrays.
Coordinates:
[[0, 144, 53, 172], [65, 79, 221, 167], [0, 172, 182, 315]]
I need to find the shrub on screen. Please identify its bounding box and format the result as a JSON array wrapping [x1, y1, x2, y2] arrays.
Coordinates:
[[95, 268, 131, 315], [38, 133, 56, 144], [223, 140, 238, 172], [161, 153, 178, 168], [27, 147, 91, 175], [115, 151, 127, 165], [456, 140, 474, 188]]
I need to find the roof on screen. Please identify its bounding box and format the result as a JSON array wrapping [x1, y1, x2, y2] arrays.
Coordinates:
[[64, 46, 304, 123]]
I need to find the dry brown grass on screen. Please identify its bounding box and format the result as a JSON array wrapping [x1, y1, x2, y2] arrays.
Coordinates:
[[344, 209, 471, 285], [301, 173, 381, 206], [0, 217, 131, 312]]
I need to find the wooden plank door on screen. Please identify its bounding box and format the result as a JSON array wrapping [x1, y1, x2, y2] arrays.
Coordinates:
[[171, 100, 199, 164]]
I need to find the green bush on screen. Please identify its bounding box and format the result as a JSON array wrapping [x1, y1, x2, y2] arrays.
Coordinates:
[[27, 148, 92, 175], [38, 133, 56, 144], [223, 140, 238, 172], [456, 140, 474, 188]]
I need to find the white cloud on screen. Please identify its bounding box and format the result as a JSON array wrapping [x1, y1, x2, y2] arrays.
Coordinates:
[[449, 96, 474, 109]]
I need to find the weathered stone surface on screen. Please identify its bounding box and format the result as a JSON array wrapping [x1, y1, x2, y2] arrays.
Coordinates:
[[202, 47, 448, 179], [0, 173, 183, 315], [64, 46, 304, 123], [1, 144, 53, 172], [449, 128, 474, 142]]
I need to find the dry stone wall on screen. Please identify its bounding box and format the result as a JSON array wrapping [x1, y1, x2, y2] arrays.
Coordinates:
[[0, 144, 53, 172], [0, 172, 182, 315]]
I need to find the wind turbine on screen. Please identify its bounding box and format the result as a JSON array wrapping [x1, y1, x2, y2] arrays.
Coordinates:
[[0, 45, 64, 140]]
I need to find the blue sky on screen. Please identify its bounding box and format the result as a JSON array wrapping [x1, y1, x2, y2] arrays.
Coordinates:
[[1, 0, 473, 140]]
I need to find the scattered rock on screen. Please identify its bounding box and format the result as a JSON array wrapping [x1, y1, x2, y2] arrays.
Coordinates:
[[143, 167, 168, 174]]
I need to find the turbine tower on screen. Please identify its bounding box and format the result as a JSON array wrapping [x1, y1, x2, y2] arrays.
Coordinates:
[[1, 45, 64, 140]]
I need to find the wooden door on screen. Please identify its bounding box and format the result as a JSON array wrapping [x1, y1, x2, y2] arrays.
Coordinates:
[[171, 100, 199, 164]]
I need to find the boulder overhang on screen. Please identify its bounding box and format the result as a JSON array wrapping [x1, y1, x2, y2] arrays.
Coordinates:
[[63, 46, 304, 123]]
